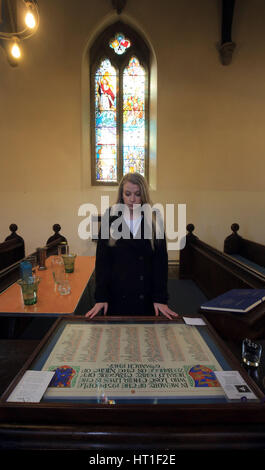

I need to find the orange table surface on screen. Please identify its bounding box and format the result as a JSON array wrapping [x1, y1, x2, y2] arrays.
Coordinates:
[[0, 256, 95, 315]]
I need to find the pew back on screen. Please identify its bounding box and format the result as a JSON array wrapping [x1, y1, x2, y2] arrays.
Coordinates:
[[224, 223, 265, 272]]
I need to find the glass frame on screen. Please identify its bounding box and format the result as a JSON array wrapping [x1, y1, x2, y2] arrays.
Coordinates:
[[1, 316, 264, 427]]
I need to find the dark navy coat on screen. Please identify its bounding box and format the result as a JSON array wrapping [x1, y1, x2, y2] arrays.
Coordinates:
[[94, 211, 168, 316]]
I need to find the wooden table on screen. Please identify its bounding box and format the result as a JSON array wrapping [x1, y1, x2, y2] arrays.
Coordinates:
[[0, 256, 95, 338], [0, 256, 95, 316]]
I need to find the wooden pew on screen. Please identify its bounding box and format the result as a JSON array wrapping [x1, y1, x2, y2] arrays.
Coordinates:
[[0, 224, 67, 294], [179, 224, 265, 342], [0, 224, 25, 270], [224, 223, 265, 275], [46, 224, 68, 256]]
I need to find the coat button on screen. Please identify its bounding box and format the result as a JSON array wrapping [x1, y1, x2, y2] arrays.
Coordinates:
[[140, 275, 144, 281], [139, 256, 143, 261], [139, 294, 144, 300]]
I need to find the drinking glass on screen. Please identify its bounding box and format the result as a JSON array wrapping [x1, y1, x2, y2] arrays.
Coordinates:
[[37, 246, 47, 270], [62, 254, 77, 273], [17, 276, 41, 305], [57, 279, 71, 296], [58, 243, 69, 256], [51, 256, 65, 284], [26, 255, 38, 274], [20, 260, 32, 281], [242, 338, 262, 368]]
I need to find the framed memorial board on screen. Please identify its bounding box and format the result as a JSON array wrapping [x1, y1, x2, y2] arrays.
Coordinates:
[[0, 316, 265, 427], [32, 320, 230, 402]]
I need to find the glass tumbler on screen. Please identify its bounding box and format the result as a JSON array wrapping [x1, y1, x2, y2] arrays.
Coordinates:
[[242, 338, 262, 368], [51, 256, 65, 284], [18, 276, 41, 305]]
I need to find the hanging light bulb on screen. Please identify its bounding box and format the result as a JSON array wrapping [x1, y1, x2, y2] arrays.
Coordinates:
[[25, 10, 36, 29], [10, 38, 22, 60], [23, 1, 38, 30]]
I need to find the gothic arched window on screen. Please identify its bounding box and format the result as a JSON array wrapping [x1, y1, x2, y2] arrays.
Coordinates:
[[90, 22, 150, 185]]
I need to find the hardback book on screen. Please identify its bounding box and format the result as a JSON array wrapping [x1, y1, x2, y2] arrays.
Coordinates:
[[200, 289, 265, 313]]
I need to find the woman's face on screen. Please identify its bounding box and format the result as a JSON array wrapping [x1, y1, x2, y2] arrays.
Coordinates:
[[122, 181, 142, 211]]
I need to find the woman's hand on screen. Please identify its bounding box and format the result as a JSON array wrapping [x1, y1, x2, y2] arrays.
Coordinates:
[[85, 302, 108, 319], [153, 303, 179, 320]]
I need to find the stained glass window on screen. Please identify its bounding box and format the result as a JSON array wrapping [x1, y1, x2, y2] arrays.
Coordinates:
[[91, 24, 149, 184], [123, 57, 145, 175], [109, 33, 131, 55], [95, 59, 117, 182]]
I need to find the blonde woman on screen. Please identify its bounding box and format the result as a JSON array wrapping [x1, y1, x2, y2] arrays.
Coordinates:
[[85, 173, 178, 320]]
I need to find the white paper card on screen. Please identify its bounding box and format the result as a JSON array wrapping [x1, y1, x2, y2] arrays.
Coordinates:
[[215, 371, 258, 401], [183, 317, 206, 326], [7, 370, 55, 403]]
